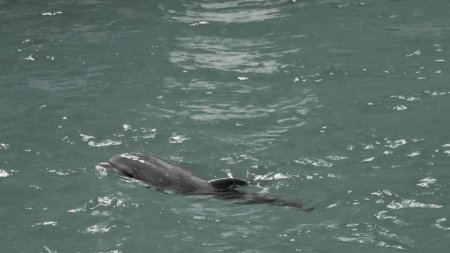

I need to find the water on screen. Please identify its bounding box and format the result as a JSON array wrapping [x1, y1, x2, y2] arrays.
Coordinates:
[[1, 0, 450, 252]]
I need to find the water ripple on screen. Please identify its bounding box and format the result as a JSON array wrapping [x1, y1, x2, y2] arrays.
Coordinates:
[[336, 223, 415, 249], [187, 103, 272, 121], [387, 23, 450, 38]]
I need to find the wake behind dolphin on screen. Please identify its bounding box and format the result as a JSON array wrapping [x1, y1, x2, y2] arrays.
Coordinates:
[[98, 153, 313, 212]]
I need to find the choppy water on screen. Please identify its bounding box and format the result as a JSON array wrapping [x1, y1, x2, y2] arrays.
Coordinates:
[[1, 0, 450, 252]]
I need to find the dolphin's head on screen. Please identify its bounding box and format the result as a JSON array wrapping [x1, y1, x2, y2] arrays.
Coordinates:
[[98, 153, 146, 178]]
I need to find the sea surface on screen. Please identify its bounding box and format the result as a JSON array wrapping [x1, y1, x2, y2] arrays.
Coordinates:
[[1, 0, 450, 252]]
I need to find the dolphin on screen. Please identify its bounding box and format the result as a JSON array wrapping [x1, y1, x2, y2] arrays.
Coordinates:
[[98, 153, 313, 211]]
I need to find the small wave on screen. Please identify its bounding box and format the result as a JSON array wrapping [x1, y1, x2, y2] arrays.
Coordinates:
[[169, 133, 190, 144], [433, 217, 450, 231], [84, 222, 116, 234], [88, 140, 122, 147], [254, 172, 291, 181], [0, 169, 10, 178], [80, 133, 121, 147], [0, 143, 9, 150], [294, 157, 334, 168], [387, 199, 442, 210], [32, 221, 58, 227], [416, 177, 436, 188]]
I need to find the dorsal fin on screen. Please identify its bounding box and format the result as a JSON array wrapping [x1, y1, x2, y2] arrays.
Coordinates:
[[208, 178, 248, 191]]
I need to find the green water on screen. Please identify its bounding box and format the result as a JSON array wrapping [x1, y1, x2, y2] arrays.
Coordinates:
[[1, 0, 450, 252]]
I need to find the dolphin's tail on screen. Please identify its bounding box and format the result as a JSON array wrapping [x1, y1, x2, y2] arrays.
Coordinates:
[[214, 191, 314, 212], [239, 194, 314, 212]]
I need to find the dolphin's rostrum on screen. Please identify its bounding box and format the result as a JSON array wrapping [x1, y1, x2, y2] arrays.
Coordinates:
[[99, 153, 313, 211]]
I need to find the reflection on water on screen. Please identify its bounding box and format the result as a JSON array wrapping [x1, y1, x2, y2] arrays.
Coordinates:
[[163, 0, 316, 154], [170, 36, 293, 73], [165, 0, 297, 73], [161, 0, 288, 24]]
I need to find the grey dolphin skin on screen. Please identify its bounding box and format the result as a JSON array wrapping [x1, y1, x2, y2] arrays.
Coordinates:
[[98, 153, 313, 212]]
